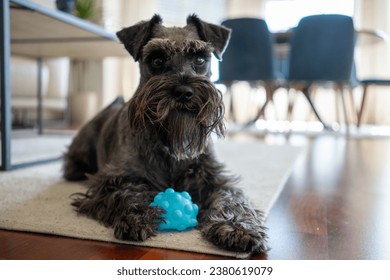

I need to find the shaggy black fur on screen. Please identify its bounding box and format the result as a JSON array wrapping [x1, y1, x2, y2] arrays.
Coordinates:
[[63, 14, 268, 255]]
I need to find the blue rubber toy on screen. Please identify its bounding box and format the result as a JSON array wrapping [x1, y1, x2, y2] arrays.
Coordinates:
[[150, 188, 198, 231]]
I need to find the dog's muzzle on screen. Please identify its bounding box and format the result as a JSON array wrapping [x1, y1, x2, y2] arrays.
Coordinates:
[[127, 74, 225, 160]]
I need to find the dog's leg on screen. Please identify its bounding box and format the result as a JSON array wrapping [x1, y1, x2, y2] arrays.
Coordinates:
[[179, 155, 269, 254], [199, 186, 268, 254], [72, 174, 163, 241]]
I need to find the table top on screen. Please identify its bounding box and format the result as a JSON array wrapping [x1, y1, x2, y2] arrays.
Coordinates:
[[356, 29, 388, 46], [9, 0, 128, 58], [273, 28, 388, 46]]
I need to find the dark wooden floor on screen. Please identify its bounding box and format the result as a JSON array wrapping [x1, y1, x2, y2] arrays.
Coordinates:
[[1, 135, 390, 259]]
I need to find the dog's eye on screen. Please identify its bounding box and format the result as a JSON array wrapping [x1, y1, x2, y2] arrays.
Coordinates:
[[152, 57, 165, 68], [193, 57, 205, 66]]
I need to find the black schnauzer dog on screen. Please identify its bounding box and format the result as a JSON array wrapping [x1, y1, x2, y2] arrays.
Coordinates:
[[64, 14, 268, 254]]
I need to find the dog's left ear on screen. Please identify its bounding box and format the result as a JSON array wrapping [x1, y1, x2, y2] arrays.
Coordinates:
[[187, 14, 231, 60]]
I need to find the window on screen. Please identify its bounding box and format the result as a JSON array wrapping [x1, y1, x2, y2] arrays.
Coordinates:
[[156, 0, 226, 26], [265, 0, 355, 32]]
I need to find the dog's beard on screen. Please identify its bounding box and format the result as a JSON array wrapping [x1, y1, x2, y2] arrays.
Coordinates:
[[128, 75, 225, 160]]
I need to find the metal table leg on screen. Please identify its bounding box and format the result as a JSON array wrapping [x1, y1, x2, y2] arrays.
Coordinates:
[[37, 57, 43, 135], [1, 1, 59, 171], [1, 0, 11, 171]]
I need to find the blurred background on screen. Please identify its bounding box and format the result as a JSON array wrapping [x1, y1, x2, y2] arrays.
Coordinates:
[[7, 0, 390, 132]]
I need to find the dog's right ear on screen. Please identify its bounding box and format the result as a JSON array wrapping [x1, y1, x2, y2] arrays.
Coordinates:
[[117, 14, 162, 61]]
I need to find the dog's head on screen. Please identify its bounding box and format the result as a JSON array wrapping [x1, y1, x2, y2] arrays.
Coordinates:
[[117, 14, 231, 160]]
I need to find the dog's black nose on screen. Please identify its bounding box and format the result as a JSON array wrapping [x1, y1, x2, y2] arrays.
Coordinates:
[[173, 85, 194, 102]]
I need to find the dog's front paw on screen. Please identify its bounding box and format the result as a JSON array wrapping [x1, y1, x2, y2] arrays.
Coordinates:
[[114, 220, 157, 241], [201, 217, 269, 254], [113, 206, 164, 241]]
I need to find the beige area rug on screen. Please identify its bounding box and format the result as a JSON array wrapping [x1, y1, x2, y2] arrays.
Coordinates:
[[0, 139, 303, 258]]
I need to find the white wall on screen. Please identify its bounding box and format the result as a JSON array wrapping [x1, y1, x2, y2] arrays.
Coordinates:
[[69, 0, 159, 123], [119, 0, 158, 101], [32, 0, 55, 9], [226, 0, 265, 18], [354, 0, 390, 125]]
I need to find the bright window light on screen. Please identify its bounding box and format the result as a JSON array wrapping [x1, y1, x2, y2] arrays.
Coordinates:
[[265, 0, 355, 32]]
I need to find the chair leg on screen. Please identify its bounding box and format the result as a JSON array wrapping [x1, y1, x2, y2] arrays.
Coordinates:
[[268, 84, 280, 121], [348, 87, 357, 124], [264, 82, 275, 119], [225, 84, 235, 122], [338, 84, 350, 133], [246, 97, 269, 126], [335, 88, 341, 125], [302, 86, 331, 130], [245, 82, 273, 126], [286, 87, 295, 122], [357, 84, 369, 128]]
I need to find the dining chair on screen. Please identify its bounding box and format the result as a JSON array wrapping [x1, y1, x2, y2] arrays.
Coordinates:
[[217, 18, 282, 123], [357, 79, 390, 127], [286, 14, 356, 130]]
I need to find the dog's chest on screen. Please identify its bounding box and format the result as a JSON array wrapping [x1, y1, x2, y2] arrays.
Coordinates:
[[141, 152, 196, 191]]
